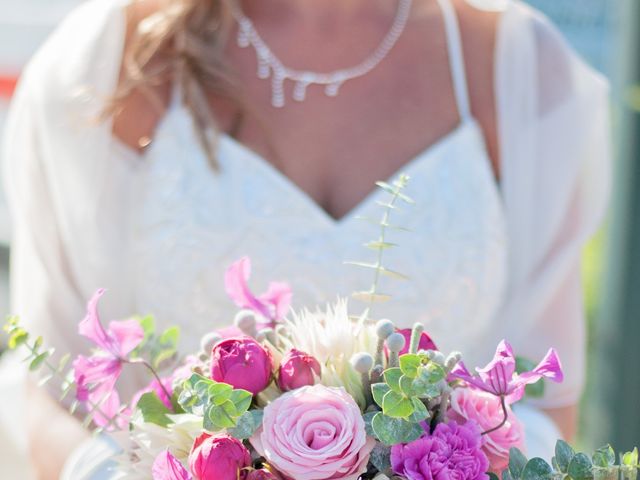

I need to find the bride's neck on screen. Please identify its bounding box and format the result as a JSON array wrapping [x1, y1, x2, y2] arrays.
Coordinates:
[[239, 0, 403, 21]]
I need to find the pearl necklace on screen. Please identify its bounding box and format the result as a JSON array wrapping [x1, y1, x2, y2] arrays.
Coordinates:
[[232, 0, 413, 108]]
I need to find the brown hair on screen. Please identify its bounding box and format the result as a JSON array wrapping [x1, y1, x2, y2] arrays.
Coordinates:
[[111, 0, 245, 169]]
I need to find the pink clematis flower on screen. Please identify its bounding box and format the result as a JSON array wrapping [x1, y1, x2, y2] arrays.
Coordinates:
[[72, 289, 144, 429], [450, 340, 563, 404], [152, 450, 192, 480], [224, 257, 292, 324]]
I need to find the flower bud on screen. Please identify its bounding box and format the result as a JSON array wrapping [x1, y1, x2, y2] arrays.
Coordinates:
[[211, 337, 273, 395], [188, 433, 251, 480], [277, 349, 321, 391]]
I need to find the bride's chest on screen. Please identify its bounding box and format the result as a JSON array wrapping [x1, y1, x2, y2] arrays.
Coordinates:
[[127, 114, 508, 353]]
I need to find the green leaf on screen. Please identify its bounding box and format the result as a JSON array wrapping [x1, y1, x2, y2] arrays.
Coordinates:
[[8, 329, 28, 349], [363, 411, 378, 438], [29, 351, 50, 371], [384, 368, 403, 393], [159, 326, 180, 348], [153, 348, 177, 370], [567, 453, 593, 480], [136, 392, 172, 427], [509, 448, 528, 478], [521, 458, 553, 480], [488, 474, 500, 480], [399, 375, 415, 397], [501, 469, 515, 480], [399, 354, 422, 378], [371, 412, 423, 446], [407, 397, 429, 423], [208, 383, 233, 406], [205, 401, 238, 431], [351, 291, 392, 303], [34, 336, 44, 350], [57, 353, 71, 372], [555, 440, 576, 473], [593, 445, 616, 468], [382, 390, 414, 418], [370, 443, 392, 472], [622, 448, 639, 466], [379, 267, 410, 281], [372, 383, 391, 408], [364, 241, 398, 250], [228, 410, 264, 439], [229, 389, 253, 415]]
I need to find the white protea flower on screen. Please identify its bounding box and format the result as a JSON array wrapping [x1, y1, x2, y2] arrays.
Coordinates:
[[275, 299, 378, 408], [112, 412, 202, 479]]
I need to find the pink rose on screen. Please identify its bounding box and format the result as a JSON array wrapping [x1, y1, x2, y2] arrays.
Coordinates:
[[277, 349, 321, 391], [188, 433, 251, 480], [251, 384, 375, 480], [210, 337, 273, 395], [448, 388, 525, 473]]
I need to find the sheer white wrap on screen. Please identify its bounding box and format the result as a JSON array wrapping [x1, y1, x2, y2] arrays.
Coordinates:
[[0, 0, 610, 475]]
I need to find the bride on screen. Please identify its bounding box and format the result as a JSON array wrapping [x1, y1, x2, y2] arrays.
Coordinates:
[[2, 0, 610, 478]]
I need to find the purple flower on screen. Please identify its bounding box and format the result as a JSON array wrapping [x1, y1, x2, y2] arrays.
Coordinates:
[[449, 340, 563, 403], [224, 257, 292, 324], [72, 289, 144, 429], [391, 421, 490, 480], [152, 450, 192, 480], [211, 337, 273, 395], [277, 349, 321, 391]]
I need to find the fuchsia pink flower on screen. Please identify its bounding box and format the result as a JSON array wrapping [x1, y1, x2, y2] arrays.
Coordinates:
[[72, 289, 144, 429], [210, 336, 273, 395], [391, 421, 489, 480], [188, 433, 252, 480], [449, 340, 564, 403], [277, 348, 321, 391], [224, 257, 292, 324], [152, 450, 192, 480]]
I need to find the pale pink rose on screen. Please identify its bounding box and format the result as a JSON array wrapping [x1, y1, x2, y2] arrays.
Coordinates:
[[448, 388, 526, 473], [250, 385, 375, 480]]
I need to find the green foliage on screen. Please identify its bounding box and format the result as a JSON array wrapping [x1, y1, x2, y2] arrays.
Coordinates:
[[228, 410, 264, 440], [370, 412, 423, 446], [136, 392, 172, 427], [348, 174, 414, 319], [506, 442, 640, 480], [177, 374, 253, 433], [131, 315, 180, 370]]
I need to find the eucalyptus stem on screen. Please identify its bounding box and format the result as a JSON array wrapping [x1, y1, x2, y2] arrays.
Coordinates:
[[481, 395, 509, 436]]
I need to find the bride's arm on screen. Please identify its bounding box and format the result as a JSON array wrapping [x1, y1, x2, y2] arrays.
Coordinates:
[[544, 405, 578, 442]]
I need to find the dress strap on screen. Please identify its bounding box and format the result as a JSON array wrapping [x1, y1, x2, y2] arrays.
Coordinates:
[[436, 0, 472, 122]]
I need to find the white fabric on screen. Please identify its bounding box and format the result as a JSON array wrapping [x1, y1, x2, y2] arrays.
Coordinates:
[[0, 0, 610, 474]]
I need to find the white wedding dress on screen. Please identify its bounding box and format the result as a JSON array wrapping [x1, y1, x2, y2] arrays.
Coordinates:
[[0, 0, 610, 477]]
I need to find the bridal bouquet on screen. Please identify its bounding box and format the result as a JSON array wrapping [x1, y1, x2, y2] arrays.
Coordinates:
[[3, 177, 638, 480]]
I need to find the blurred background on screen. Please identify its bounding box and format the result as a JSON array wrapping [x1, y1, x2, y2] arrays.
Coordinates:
[[0, 0, 636, 470]]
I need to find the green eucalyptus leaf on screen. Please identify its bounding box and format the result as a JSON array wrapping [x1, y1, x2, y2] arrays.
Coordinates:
[[407, 397, 429, 423], [29, 351, 50, 371], [363, 411, 378, 438], [382, 390, 414, 418], [159, 326, 180, 348], [372, 383, 391, 408], [555, 440, 576, 473], [229, 389, 253, 415], [502, 470, 515, 480], [509, 448, 529, 478], [371, 412, 423, 446], [399, 354, 422, 378], [228, 410, 264, 439], [136, 392, 171, 428], [153, 348, 177, 370], [384, 368, 403, 393], [208, 383, 233, 406], [205, 401, 238, 431], [8, 329, 28, 349], [567, 453, 593, 480], [622, 448, 639, 466], [521, 458, 553, 480], [399, 375, 415, 396], [593, 445, 616, 468], [370, 443, 392, 473]]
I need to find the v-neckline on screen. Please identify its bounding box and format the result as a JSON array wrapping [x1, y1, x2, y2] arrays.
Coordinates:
[[116, 103, 491, 227], [217, 118, 481, 226]]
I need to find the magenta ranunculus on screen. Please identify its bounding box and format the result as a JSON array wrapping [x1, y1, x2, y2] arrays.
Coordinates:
[[277, 349, 321, 391], [210, 336, 273, 395], [188, 433, 251, 480], [251, 384, 375, 480], [391, 421, 490, 480], [448, 388, 525, 473]]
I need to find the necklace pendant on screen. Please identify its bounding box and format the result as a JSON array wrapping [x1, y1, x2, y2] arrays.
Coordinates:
[[325, 81, 343, 98], [293, 80, 310, 102]]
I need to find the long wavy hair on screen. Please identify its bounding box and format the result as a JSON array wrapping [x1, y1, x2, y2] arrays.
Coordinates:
[[111, 0, 246, 169]]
